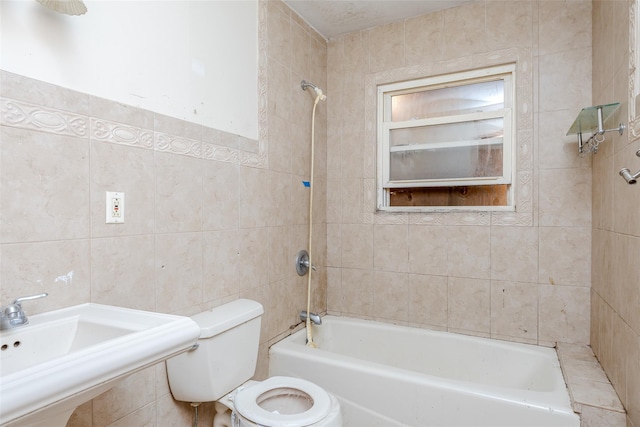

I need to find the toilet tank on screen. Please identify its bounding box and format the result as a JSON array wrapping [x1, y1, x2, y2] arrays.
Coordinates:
[[166, 299, 264, 403]]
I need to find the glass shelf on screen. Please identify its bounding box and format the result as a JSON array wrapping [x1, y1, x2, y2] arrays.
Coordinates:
[[566, 102, 620, 135]]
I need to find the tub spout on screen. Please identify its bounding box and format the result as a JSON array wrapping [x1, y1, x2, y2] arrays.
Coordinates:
[[300, 310, 322, 325]]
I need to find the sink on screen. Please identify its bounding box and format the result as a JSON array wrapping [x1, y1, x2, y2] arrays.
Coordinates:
[[0, 303, 200, 426]]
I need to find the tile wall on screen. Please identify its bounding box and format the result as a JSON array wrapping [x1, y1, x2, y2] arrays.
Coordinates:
[[325, 0, 594, 347], [591, 1, 640, 426], [0, 0, 327, 425]]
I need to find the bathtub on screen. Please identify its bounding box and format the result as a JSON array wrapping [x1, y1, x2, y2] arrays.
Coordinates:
[[269, 316, 579, 427]]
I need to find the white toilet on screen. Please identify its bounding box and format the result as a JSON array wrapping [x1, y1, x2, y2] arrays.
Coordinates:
[[166, 299, 342, 427]]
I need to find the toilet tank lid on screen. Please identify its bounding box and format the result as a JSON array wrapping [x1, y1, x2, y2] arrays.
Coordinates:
[[192, 299, 264, 338]]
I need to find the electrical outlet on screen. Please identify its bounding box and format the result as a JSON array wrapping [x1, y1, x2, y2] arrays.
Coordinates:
[[106, 191, 125, 223]]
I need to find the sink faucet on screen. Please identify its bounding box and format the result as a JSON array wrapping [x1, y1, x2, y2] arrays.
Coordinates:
[[0, 293, 48, 330]]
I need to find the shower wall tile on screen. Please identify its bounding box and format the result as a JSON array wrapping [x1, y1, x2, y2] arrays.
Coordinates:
[[539, 226, 591, 287], [405, 11, 444, 66], [373, 271, 409, 321], [485, 0, 532, 50], [373, 224, 409, 273], [490, 226, 539, 283], [267, 57, 292, 120], [408, 225, 448, 277], [341, 268, 374, 317], [538, 0, 592, 56], [539, 284, 590, 345], [291, 21, 312, 78], [446, 226, 491, 279], [490, 280, 538, 342], [266, 114, 293, 174], [266, 0, 292, 69], [538, 109, 592, 170], [326, 223, 342, 267], [366, 21, 405, 73], [326, 267, 343, 313], [341, 178, 364, 224], [408, 273, 448, 328], [341, 224, 373, 269], [448, 277, 491, 334], [539, 167, 592, 227], [538, 47, 592, 113], [441, 1, 487, 60]]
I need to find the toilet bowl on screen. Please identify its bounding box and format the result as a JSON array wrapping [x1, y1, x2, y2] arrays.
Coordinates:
[[165, 299, 342, 427], [218, 377, 341, 427]]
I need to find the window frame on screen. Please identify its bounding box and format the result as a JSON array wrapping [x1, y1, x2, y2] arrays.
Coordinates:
[[376, 64, 517, 212]]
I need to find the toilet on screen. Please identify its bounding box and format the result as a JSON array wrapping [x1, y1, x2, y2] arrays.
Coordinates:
[[166, 299, 342, 427]]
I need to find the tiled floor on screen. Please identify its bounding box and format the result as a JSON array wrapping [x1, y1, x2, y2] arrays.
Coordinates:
[[557, 343, 626, 427]]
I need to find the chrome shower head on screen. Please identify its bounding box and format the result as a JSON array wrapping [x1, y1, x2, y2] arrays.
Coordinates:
[[301, 80, 326, 101]]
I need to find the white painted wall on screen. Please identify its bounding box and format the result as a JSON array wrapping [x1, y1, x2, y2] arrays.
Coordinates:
[[0, 0, 258, 139]]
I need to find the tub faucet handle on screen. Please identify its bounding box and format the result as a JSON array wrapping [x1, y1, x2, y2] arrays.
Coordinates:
[[295, 250, 316, 276]]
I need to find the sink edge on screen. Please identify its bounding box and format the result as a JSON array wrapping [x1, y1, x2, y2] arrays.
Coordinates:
[[0, 309, 199, 425]]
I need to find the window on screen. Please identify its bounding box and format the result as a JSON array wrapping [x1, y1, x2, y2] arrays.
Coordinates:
[[377, 64, 516, 211]]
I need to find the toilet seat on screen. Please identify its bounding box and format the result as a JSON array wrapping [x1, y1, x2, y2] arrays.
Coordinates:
[[234, 376, 332, 427]]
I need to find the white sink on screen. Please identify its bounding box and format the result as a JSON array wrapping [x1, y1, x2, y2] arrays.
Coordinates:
[[0, 303, 200, 426]]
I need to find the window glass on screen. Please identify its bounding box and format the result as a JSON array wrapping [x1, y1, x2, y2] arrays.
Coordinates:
[[391, 80, 504, 121]]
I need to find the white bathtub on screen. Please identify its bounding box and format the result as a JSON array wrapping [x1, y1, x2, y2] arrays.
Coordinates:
[[269, 316, 579, 427]]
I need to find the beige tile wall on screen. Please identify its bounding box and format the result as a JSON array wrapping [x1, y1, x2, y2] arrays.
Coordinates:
[[591, 1, 640, 426], [326, 0, 594, 347], [0, 0, 327, 425]]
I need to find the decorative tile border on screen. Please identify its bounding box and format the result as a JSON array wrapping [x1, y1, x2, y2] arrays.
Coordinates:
[[2, 94, 263, 168], [91, 118, 154, 149], [155, 132, 202, 158], [1, 98, 88, 137]]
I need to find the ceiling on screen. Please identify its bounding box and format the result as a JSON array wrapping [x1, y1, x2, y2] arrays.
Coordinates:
[[282, 0, 476, 39]]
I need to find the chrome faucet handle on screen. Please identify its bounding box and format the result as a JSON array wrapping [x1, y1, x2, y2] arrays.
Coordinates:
[[1, 292, 48, 330], [12, 292, 48, 306]]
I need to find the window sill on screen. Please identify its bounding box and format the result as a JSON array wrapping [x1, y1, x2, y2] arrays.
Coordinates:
[[376, 205, 516, 214]]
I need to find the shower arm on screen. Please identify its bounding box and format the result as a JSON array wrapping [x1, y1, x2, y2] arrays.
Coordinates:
[[301, 80, 326, 101]]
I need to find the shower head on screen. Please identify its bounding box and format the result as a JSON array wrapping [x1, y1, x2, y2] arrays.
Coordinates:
[[36, 0, 88, 15], [301, 80, 326, 101]]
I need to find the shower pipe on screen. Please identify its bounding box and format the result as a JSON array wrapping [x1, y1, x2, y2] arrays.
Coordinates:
[[301, 80, 326, 348]]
